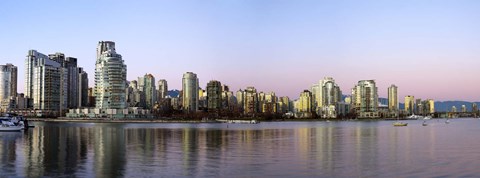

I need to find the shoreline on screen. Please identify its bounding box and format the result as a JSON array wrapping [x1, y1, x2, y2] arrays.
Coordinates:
[[25, 117, 453, 123]]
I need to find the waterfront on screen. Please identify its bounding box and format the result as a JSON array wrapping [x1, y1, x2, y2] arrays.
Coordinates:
[[1, 119, 480, 177]]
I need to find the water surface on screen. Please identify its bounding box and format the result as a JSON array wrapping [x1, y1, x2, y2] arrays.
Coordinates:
[[1, 119, 479, 177]]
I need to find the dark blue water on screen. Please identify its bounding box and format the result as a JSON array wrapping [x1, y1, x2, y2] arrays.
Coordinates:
[[1, 119, 480, 177]]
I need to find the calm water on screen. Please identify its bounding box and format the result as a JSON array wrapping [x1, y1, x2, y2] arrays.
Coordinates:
[[1, 119, 480, 177]]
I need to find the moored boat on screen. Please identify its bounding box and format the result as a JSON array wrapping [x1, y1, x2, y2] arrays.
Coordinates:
[[217, 119, 259, 124], [0, 120, 23, 132], [393, 121, 408, 126]]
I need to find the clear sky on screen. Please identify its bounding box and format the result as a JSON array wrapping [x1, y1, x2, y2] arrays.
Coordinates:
[[1, 0, 479, 101]]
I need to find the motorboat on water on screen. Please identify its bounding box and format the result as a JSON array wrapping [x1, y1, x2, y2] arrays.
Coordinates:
[[0, 114, 27, 131], [393, 121, 408, 126], [216, 119, 259, 124], [407, 114, 423, 120], [423, 116, 432, 120], [0, 120, 23, 131], [422, 121, 428, 126]]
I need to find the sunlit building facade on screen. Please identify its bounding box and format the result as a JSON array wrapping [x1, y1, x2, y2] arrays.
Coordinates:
[[94, 41, 127, 109], [0, 64, 17, 111], [182, 72, 199, 112], [207, 80, 222, 111], [244, 87, 258, 114], [404, 95, 415, 115], [351, 80, 379, 118], [388, 84, 398, 111], [157, 79, 168, 101], [138, 74, 156, 109]]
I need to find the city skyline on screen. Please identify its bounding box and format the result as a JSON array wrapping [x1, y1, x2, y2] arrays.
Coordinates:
[[1, 1, 480, 101]]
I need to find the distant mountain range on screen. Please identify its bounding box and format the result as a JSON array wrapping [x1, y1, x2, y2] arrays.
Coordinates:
[[167, 90, 180, 98]]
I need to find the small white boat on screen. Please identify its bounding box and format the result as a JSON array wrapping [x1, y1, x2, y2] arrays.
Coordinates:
[[393, 121, 408, 126], [423, 116, 432, 120], [217, 119, 259, 124], [0, 121, 23, 132], [407, 114, 423, 120], [422, 121, 428, 126], [445, 119, 450, 124]]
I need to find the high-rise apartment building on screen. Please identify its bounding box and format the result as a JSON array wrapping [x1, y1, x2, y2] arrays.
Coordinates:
[[279, 96, 290, 113], [425, 99, 435, 114], [312, 77, 342, 118], [404, 95, 415, 114], [0, 64, 17, 111], [415, 98, 423, 115], [157, 79, 168, 101], [297, 90, 313, 113], [94, 41, 127, 109], [352, 80, 378, 112], [65, 57, 79, 108], [207, 80, 222, 111], [25, 50, 63, 112], [48, 53, 68, 110], [244, 87, 258, 114], [388, 85, 398, 111], [236, 89, 244, 111], [78, 67, 89, 107], [138, 74, 156, 109], [182, 72, 198, 112], [262, 92, 277, 113]]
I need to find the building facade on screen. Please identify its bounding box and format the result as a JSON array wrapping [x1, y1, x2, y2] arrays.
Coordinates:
[[243, 87, 258, 114], [182, 72, 199, 112], [157, 79, 168, 101], [315, 77, 342, 118], [351, 80, 379, 118], [295, 90, 312, 118], [404, 95, 415, 115], [138, 74, 156, 109], [78, 67, 89, 107], [388, 84, 398, 111], [94, 41, 127, 109], [206, 80, 222, 111], [0, 64, 17, 111], [25, 50, 63, 113]]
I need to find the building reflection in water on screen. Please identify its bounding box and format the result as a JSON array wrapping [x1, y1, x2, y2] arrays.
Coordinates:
[[0, 132, 22, 176], [93, 125, 126, 177], [2, 120, 478, 177]]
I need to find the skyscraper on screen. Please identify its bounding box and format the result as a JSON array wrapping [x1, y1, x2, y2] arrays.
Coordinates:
[[94, 41, 127, 109], [25, 50, 64, 112], [236, 89, 244, 111], [206, 80, 222, 111], [319, 77, 342, 107], [48, 53, 68, 110], [65, 57, 79, 108], [296, 90, 313, 113], [425, 99, 435, 114], [388, 84, 398, 111], [157, 79, 168, 101], [182, 72, 198, 112], [404, 95, 415, 115], [315, 77, 342, 118], [279, 96, 290, 113], [244, 87, 258, 114], [0, 64, 17, 111], [352, 80, 378, 113], [78, 67, 89, 107], [138, 74, 156, 109]]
